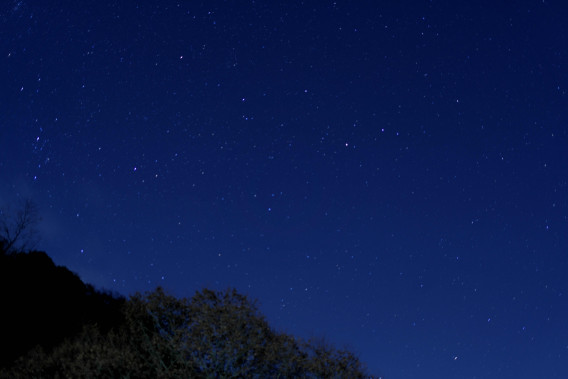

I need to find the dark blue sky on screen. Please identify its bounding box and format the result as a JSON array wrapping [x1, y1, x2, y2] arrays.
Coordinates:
[[2, 1, 568, 377]]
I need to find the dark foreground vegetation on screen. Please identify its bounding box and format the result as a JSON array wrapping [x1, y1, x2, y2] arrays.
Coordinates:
[[0, 239, 374, 378]]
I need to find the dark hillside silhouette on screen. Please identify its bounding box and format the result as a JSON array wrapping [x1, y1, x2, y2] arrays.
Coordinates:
[[0, 243, 125, 368], [0, 241, 375, 377]]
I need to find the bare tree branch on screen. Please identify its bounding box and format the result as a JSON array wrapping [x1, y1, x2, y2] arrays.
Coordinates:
[[0, 199, 41, 254]]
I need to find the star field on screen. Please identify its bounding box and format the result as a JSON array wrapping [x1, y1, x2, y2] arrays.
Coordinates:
[[1, 1, 568, 377]]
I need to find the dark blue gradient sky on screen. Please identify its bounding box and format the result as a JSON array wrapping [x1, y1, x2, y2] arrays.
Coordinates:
[[2, 1, 568, 377]]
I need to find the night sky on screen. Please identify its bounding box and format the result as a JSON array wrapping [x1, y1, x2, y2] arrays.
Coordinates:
[[2, 1, 568, 377]]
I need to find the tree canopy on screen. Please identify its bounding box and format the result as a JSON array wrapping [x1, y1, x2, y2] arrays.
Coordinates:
[[0, 247, 376, 378]]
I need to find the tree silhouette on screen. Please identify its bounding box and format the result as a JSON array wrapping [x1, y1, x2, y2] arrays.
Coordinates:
[[0, 199, 40, 254], [2, 284, 374, 378]]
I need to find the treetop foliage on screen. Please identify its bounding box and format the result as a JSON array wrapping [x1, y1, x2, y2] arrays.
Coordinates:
[[0, 247, 376, 378]]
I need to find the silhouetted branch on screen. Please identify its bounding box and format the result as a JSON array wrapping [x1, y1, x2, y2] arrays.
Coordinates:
[[0, 199, 40, 254]]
